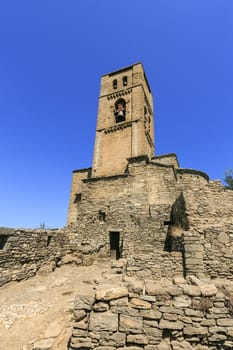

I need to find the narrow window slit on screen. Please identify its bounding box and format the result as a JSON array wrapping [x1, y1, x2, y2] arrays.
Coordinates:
[[74, 193, 82, 203], [98, 210, 106, 222]]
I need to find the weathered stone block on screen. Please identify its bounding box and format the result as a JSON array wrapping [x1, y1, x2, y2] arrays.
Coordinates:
[[139, 309, 161, 319], [200, 284, 217, 297], [89, 311, 118, 332], [73, 309, 86, 321], [70, 336, 93, 349], [200, 319, 216, 326], [119, 314, 143, 333], [163, 312, 178, 321], [111, 305, 139, 317], [224, 341, 233, 348], [183, 285, 201, 297], [183, 326, 208, 336], [217, 232, 229, 244], [33, 338, 54, 350], [74, 295, 95, 310], [185, 308, 203, 317], [178, 315, 192, 324], [171, 340, 194, 350], [130, 297, 151, 309], [173, 295, 191, 308], [110, 297, 128, 307], [227, 327, 233, 337], [144, 326, 162, 337], [72, 328, 88, 337], [159, 306, 183, 315], [139, 295, 156, 302], [208, 333, 227, 342], [100, 332, 126, 347], [216, 318, 233, 327], [145, 282, 167, 296], [127, 334, 148, 345], [143, 319, 158, 327], [208, 326, 227, 334], [96, 285, 128, 301], [125, 277, 144, 294], [165, 286, 182, 296], [118, 347, 142, 350], [93, 301, 109, 312], [74, 317, 88, 330], [95, 347, 116, 350], [145, 346, 161, 350], [173, 277, 186, 285], [159, 319, 183, 330]]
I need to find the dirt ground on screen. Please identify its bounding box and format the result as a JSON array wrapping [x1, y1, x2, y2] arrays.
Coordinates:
[[0, 261, 111, 350]]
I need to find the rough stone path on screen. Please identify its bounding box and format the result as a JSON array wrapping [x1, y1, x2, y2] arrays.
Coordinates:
[[0, 261, 111, 350]]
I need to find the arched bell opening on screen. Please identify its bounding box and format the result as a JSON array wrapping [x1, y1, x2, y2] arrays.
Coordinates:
[[114, 98, 126, 123]]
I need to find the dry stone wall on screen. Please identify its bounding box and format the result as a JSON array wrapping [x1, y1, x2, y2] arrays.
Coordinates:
[[178, 179, 233, 280], [69, 274, 233, 350], [0, 227, 84, 286], [126, 252, 183, 280]]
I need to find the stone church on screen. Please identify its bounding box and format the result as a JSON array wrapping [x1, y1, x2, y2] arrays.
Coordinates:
[[1, 63, 233, 285], [1, 63, 233, 350], [67, 62, 233, 280]]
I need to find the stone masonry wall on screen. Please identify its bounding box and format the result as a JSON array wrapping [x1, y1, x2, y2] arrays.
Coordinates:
[[125, 252, 183, 280], [178, 179, 233, 280], [67, 156, 233, 281], [72, 157, 179, 256], [66, 157, 186, 278], [69, 274, 233, 350], [0, 227, 85, 286]]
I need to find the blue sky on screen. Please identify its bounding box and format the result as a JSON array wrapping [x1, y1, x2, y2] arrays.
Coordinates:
[[0, 0, 232, 228]]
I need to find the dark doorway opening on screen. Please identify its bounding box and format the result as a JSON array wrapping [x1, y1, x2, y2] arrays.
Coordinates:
[[109, 231, 120, 260], [0, 235, 9, 250]]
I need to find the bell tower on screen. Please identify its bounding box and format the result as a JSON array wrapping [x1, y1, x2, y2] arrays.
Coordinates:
[[92, 63, 155, 177]]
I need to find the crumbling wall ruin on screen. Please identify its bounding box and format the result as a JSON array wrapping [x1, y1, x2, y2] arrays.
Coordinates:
[[69, 273, 233, 350], [0, 226, 98, 287]]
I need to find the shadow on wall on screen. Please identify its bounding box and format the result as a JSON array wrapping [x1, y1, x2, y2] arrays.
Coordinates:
[[164, 193, 189, 277]]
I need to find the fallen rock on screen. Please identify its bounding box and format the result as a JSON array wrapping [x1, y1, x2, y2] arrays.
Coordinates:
[[61, 254, 82, 265], [33, 338, 54, 350], [37, 263, 55, 276]]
